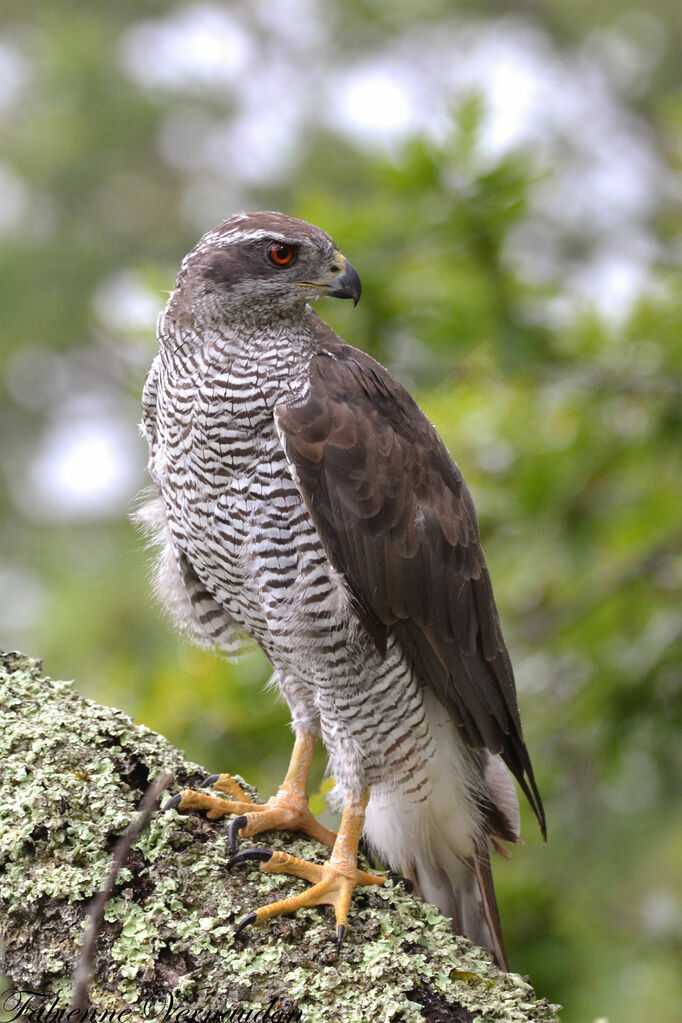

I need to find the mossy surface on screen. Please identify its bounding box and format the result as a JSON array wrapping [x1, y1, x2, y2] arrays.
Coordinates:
[[0, 652, 561, 1023]]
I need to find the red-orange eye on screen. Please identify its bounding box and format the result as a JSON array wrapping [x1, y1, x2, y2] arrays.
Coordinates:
[[268, 242, 295, 266]]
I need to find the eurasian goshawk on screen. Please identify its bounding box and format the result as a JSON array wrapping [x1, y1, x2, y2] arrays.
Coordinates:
[[139, 212, 545, 968]]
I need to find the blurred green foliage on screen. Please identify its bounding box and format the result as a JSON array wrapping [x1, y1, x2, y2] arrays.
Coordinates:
[[1, 3, 681, 1022]]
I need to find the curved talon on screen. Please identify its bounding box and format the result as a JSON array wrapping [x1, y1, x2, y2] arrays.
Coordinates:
[[203, 774, 221, 787], [163, 793, 183, 812], [234, 912, 258, 940], [336, 922, 346, 952], [228, 847, 274, 870], [227, 814, 249, 855]]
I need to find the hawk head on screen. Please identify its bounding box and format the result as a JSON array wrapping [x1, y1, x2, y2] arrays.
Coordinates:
[[169, 211, 361, 323]]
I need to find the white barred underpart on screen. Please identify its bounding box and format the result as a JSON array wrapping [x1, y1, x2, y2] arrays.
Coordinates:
[[142, 307, 456, 805], [137, 226, 509, 923]]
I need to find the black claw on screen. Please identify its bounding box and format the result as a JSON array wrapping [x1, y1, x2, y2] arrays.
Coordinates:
[[388, 871, 414, 893], [227, 815, 249, 855], [228, 847, 274, 871], [203, 774, 221, 787], [162, 793, 183, 812], [336, 923, 346, 952], [234, 912, 258, 940]]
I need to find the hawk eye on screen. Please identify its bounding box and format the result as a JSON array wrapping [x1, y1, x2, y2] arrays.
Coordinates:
[[268, 242, 295, 267]]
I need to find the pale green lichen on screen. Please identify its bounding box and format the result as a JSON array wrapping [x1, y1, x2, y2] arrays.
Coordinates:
[[0, 652, 561, 1022]]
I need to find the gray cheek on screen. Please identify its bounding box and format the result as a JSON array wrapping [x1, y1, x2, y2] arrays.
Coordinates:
[[202, 248, 271, 289]]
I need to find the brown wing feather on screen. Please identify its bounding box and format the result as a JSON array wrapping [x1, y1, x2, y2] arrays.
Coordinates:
[[275, 338, 545, 837]]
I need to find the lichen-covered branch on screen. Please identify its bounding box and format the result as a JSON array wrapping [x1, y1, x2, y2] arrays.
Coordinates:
[[0, 652, 561, 1023]]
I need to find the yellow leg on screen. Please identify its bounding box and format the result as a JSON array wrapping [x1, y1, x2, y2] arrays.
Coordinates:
[[232, 791, 384, 946], [166, 730, 337, 850]]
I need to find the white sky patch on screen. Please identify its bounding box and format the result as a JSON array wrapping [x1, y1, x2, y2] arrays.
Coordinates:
[[570, 248, 655, 324], [119, 3, 253, 94], [203, 105, 300, 184], [327, 65, 419, 147], [22, 402, 141, 521], [452, 26, 554, 158], [0, 38, 31, 111]]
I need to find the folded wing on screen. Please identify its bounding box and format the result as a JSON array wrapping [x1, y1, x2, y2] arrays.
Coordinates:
[[275, 341, 545, 836]]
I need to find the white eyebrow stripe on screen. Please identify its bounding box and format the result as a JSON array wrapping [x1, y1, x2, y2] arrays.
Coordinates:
[[218, 228, 290, 245]]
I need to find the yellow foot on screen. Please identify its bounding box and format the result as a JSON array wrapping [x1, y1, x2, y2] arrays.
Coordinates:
[[165, 772, 257, 819], [229, 848, 384, 948], [165, 772, 337, 853]]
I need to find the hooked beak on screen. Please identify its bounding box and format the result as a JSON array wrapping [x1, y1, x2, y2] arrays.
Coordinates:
[[296, 251, 362, 306], [325, 253, 362, 306]]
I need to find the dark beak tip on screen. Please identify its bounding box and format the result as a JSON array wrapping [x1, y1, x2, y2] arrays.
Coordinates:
[[329, 261, 361, 306]]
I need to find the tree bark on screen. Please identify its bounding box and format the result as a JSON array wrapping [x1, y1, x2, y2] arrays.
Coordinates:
[[0, 651, 561, 1023]]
